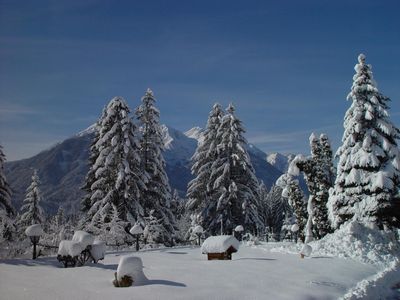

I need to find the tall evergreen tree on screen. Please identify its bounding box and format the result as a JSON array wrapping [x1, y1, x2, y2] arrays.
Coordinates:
[[328, 54, 400, 229], [208, 104, 262, 235], [19, 169, 45, 227], [186, 103, 224, 217], [136, 89, 176, 245], [83, 97, 146, 237], [265, 184, 285, 240], [288, 133, 333, 239], [81, 116, 104, 213], [277, 174, 308, 242], [0, 145, 15, 242]]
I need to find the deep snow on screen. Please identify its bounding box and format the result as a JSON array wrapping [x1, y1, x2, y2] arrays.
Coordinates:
[[0, 243, 391, 300]]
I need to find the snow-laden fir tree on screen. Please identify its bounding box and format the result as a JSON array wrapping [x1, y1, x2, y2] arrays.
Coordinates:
[[136, 89, 176, 245], [288, 133, 333, 239], [328, 54, 400, 229], [276, 174, 307, 242], [207, 104, 262, 235], [18, 169, 46, 228], [102, 204, 133, 247], [0, 145, 15, 242], [186, 103, 224, 219], [264, 184, 285, 240], [258, 180, 269, 228], [83, 97, 146, 238], [81, 114, 104, 213]]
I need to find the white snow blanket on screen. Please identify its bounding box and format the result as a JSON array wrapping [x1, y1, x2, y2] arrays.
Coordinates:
[[90, 240, 106, 261], [58, 240, 84, 257], [25, 224, 44, 237], [201, 235, 240, 253], [71, 231, 95, 249], [116, 256, 148, 285]]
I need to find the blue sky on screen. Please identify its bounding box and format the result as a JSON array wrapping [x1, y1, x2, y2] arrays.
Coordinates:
[[0, 0, 399, 161]]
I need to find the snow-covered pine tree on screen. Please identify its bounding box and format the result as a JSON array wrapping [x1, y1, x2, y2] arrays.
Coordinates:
[[18, 169, 46, 227], [328, 54, 400, 229], [83, 97, 146, 238], [264, 184, 285, 240], [276, 174, 308, 242], [288, 133, 333, 240], [208, 104, 262, 235], [136, 89, 176, 245], [0, 145, 15, 242], [143, 209, 168, 246], [186, 103, 224, 220], [258, 180, 269, 228], [102, 204, 133, 247], [80, 112, 104, 213]]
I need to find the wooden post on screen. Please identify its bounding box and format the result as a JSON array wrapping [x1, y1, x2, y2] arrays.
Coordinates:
[[33, 241, 37, 260], [135, 235, 140, 251]]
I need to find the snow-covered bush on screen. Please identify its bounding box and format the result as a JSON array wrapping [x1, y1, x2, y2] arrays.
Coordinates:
[[90, 240, 106, 262], [300, 244, 312, 258], [71, 231, 95, 249], [58, 240, 84, 257], [114, 256, 147, 287]]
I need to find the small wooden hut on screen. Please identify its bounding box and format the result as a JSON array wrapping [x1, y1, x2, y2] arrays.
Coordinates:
[[201, 235, 240, 260]]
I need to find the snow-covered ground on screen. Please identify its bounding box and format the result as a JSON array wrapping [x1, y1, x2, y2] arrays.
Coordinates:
[[1, 242, 397, 300]]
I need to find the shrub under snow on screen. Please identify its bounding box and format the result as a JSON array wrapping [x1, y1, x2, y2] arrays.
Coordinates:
[[90, 240, 106, 262], [116, 256, 147, 285], [71, 231, 95, 249], [58, 240, 84, 257]]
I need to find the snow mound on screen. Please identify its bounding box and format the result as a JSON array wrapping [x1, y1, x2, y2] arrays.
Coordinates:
[[272, 220, 400, 268], [72, 231, 95, 249], [90, 240, 106, 262], [201, 235, 240, 253], [25, 224, 44, 237], [58, 240, 84, 257], [117, 256, 148, 285], [300, 244, 312, 257]]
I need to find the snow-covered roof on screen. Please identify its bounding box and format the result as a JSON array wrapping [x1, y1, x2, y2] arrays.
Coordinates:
[[25, 224, 44, 237], [201, 235, 240, 254]]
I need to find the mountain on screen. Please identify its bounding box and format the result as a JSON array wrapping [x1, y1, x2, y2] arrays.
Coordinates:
[[266, 153, 295, 173], [5, 126, 283, 216]]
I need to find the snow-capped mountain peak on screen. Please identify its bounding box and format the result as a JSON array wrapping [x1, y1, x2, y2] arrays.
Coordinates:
[[184, 127, 203, 140], [76, 124, 97, 137], [266, 153, 295, 173]]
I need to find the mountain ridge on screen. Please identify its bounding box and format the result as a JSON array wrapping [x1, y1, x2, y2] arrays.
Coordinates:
[[5, 126, 283, 216]]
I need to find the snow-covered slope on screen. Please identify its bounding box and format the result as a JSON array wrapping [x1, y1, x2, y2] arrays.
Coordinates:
[[184, 126, 204, 142]]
